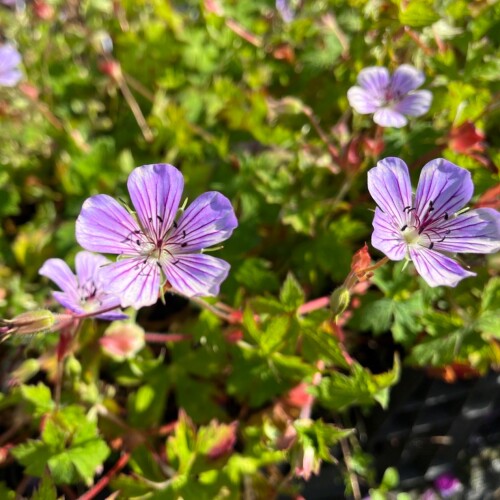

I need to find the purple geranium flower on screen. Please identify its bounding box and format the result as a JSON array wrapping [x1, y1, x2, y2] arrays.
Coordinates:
[[39, 251, 126, 320], [368, 157, 500, 287], [76, 163, 238, 309], [347, 65, 432, 128], [0, 43, 22, 87]]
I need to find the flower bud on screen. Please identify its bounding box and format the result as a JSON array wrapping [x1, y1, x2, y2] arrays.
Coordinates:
[[100, 322, 145, 360], [329, 286, 351, 322], [0, 310, 72, 337]]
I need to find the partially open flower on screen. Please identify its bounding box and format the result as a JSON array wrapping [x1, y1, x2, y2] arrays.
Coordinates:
[[39, 251, 126, 320]]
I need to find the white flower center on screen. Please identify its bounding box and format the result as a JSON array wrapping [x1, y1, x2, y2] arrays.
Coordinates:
[[401, 226, 421, 246]]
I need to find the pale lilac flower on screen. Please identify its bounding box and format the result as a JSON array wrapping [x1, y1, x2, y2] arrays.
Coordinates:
[[39, 251, 126, 320], [347, 65, 432, 127], [76, 163, 238, 309], [368, 157, 500, 287], [276, 0, 294, 23], [0, 43, 22, 87]]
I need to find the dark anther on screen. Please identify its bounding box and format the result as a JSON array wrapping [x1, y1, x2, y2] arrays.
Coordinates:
[[136, 239, 141, 245], [181, 242, 187, 247], [157, 215, 163, 223], [148, 217, 153, 223], [429, 242, 434, 249], [157, 262, 162, 268], [418, 228, 424, 234], [444, 213, 449, 220], [182, 230, 186, 239], [401, 225, 408, 231], [134, 230, 141, 234], [429, 200, 434, 207], [403, 206, 411, 212], [173, 260, 180, 266]]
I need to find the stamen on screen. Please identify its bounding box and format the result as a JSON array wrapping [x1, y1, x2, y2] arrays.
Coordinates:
[[429, 242, 434, 249], [181, 242, 188, 247], [444, 213, 449, 220], [173, 221, 178, 229], [401, 225, 408, 231], [157, 215, 163, 223]]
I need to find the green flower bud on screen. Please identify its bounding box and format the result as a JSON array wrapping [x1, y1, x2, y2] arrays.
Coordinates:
[[329, 286, 351, 322]]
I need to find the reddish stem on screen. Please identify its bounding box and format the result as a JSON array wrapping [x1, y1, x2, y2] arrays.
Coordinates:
[[145, 333, 192, 343], [297, 297, 329, 315], [78, 452, 131, 500]]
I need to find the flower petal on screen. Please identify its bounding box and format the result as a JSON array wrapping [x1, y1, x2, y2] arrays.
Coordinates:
[[167, 192, 238, 252], [371, 208, 407, 260], [39, 259, 78, 296], [373, 108, 407, 127], [432, 208, 500, 254], [357, 67, 390, 98], [99, 258, 161, 309], [347, 86, 381, 114], [390, 65, 425, 95], [127, 164, 184, 240], [75, 251, 110, 285], [367, 157, 413, 227], [52, 291, 82, 314], [0, 68, 22, 87], [163, 253, 230, 297], [409, 246, 475, 287], [395, 90, 432, 117], [415, 159, 473, 222], [93, 294, 128, 320], [0, 44, 21, 71], [76, 194, 143, 255]]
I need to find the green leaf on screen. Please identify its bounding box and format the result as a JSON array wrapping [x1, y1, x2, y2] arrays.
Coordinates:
[[399, 1, 440, 27], [20, 383, 54, 419], [279, 273, 305, 312], [12, 405, 110, 486], [312, 357, 400, 411]]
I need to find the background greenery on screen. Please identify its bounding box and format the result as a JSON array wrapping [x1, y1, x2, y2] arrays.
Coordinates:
[[0, 0, 499, 497]]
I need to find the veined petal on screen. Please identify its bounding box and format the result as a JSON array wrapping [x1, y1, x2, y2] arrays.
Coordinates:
[[99, 258, 161, 309], [76, 194, 143, 255], [373, 108, 407, 128], [367, 157, 413, 227], [390, 65, 425, 95], [162, 253, 230, 297], [128, 164, 184, 240], [357, 67, 390, 98], [372, 208, 407, 261], [39, 259, 78, 296], [52, 291, 82, 313], [395, 90, 432, 117], [93, 294, 128, 320], [415, 159, 473, 221], [347, 86, 381, 114], [432, 208, 500, 254], [167, 192, 238, 252], [75, 251, 110, 285], [409, 246, 475, 287]]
